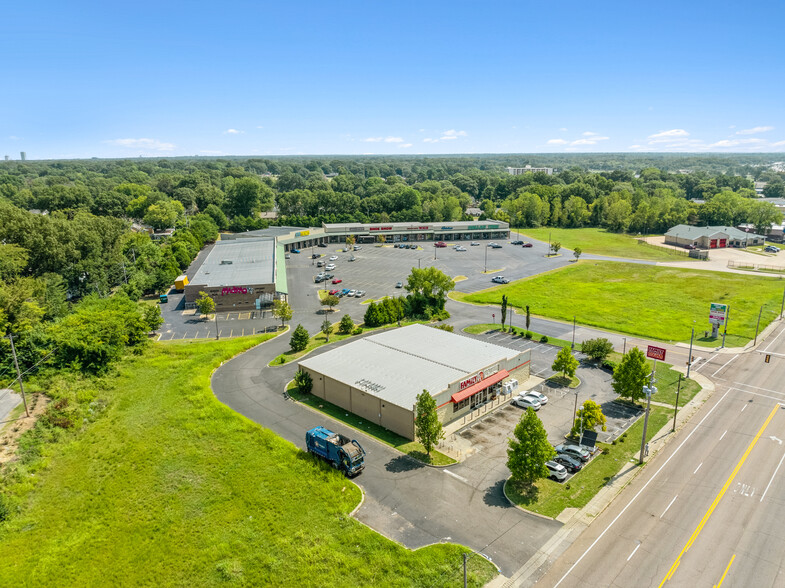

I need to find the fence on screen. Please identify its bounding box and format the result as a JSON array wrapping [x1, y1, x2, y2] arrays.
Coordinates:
[[727, 259, 785, 273]]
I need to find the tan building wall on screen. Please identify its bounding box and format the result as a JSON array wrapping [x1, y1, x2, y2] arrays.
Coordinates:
[[184, 282, 276, 310]]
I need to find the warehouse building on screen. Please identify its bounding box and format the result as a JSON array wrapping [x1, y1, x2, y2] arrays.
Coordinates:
[[665, 224, 765, 249], [298, 324, 530, 440], [184, 237, 287, 311]]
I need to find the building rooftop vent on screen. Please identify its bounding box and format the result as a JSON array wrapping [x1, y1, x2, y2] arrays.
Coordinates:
[[220, 260, 233, 265]]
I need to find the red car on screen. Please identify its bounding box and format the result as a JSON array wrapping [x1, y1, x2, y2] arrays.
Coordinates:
[[332, 278, 342, 284], [329, 289, 339, 295], [522, 242, 533, 248], [434, 241, 447, 248]]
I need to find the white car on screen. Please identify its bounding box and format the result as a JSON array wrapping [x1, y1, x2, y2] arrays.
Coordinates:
[[470, 242, 480, 246], [325, 263, 336, 271], [355, 290, 365, 298], [546, 461, 568, 482], [455, 246, 466, 251], [512, 394, 541, 410], [347, 289, 357, 297], [523, 391, 548, 405], [329, 255, 338, 261], [491, 276, 510, 284]]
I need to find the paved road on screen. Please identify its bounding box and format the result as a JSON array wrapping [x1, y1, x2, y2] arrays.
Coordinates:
[[0, 389, 22, 423], [534, 321, 785, 588], [212, 329, 562, 576]]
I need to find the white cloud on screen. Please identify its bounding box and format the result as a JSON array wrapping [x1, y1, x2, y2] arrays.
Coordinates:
[[363, 136, 403, 143], [362, 137, 383, 142], [547, 139, 568, 145], [384, 136, 404, 143], [708, 138, 766, 148], [8, 135, 19, 140], [582, 131, 599, 136], [418, 128, 425, 132], [570, 136, 609, 146], [256, 125, 264, 129], [442, 129, 467, 137], [105, 138, 175, 151], [628, 145, 644, 149], [736, 126, 774, 135], [559, 127, 568, 132], [441, 135, 458, 141], [199, 150, 224, 155], [729, 125, 736, 129], [224, 128, 244, 134], [772, 140, 785, 147], [648, 129, 690, 142], [423, 138, 438, 143], [398, 143, 413, 148]]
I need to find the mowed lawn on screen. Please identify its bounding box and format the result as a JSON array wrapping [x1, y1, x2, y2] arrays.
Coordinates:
[[458, 261, 784, 343], [514, 227, 688, 261], [0, 337, 495, 587]]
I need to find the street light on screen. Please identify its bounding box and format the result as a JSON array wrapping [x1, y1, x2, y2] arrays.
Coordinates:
[[686, 324, 695, 378], [571, 316, 576, 349], [484, 243, 489, 273]]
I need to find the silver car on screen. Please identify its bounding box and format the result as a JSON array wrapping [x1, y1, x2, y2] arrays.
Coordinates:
[[512, 394, 541, 410], [546, 461, 568, 481], [524, 391, 548, 405]]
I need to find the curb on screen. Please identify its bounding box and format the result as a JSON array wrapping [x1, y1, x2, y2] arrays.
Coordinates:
[[501, 477, 558, 521]]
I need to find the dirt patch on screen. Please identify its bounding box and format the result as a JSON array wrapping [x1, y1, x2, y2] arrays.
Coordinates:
[[0, 394, 49, 467]]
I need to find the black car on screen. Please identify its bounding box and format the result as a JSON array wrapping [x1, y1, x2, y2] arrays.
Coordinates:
[[311, 253, 320, 259], [511, 240, 523, 245], [318, 243, 328, 248], [553, 454, 583, 473]]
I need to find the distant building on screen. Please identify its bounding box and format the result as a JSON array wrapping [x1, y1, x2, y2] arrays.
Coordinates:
[[3, 155, 8, 161], [20, 152, 26, 161], [754, 181, 767, 196], [738, 222, 784, 243], [665, 224, 764, 249], [506, 165, 553, 176]]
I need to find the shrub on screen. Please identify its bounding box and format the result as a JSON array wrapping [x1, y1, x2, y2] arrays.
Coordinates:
[[581, 338, 614, 362], [294, 369, 313, 394], [0, 494, 10, 522], [338, 314, 354, 335], [289, 324, 309, 352], [540, 335, 549, 343], [601, 359, 617, 372], [352, 327, 363, 335], [602, 447, 610, 455], [524, 331, 532, 339]]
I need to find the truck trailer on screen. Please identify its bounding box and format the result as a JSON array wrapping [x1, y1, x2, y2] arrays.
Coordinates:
[[305, 426, 365, 476], [174, 274, 189, 292]]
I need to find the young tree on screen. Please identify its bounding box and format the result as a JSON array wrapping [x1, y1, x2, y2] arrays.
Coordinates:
[[294, 369, 313, 394], [571, 399, 607, 438], [573, 246, 582, 261], [273, 299, 293, 327], [320, 318, 333, 342], [195, 291, 215, 318], [551, 241, 562, 255], [290, 323, 309, 352], [500, 294, 508, 331], [612, 347, 650, 402], [321, 294, 339, 312], [338, 314, 354, 334], [552, 346, 579, 380], [507, 408, 556, 488], [581, 337, 614, 362], [414, 390, 444, 456], [525, 305, 531, 331], [345, 235, 356, 250]]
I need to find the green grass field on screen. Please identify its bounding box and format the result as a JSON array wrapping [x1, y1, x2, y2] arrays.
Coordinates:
[[0, 336, 494, 586], [506, 406, 670, 518], [514, 228, 689, 261], [457, 261, 784, 344]]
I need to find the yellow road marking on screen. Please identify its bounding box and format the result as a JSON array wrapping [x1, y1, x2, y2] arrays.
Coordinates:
[[659, 404, 779, 586], [713, 554, 735, 588]]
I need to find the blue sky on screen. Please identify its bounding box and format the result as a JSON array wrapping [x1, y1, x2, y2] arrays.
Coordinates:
[[2, 0, 784, 159]]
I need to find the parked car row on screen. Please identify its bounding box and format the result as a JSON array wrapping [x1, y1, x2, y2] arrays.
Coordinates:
[[394, 243, 418, 249], [765, 245, 781, 253], [511, 390, 548, 410], [511, 240, 533, 247]]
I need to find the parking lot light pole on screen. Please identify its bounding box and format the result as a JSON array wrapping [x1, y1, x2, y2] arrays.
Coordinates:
[[214, 312, 219, 340], [686, 326, 695, 378], [571, 316, 576, 349], [484, 244, 488, 273], [754, 305, 764, 346], [622, 337, 627, 355], [639, 364, 657, 465]]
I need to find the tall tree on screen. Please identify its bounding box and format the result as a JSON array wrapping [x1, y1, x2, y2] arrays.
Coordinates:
[[552, 346, 579, 381], [414, 390, 444, 456], [507, 408, 556, 488], [525, 305, 531, 331], [290, 324, 309, 352], [500, 295, 508, 331], [320, 318, 333, 342], [571, 400, 607, 438], [194, 291, 215, 318], [272, 299, 292, 327], [612, 348, 650, 402]]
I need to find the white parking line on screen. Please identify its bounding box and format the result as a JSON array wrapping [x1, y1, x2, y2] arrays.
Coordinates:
[[720, 430, 727, 441], [444, 469, 469, 484], [660, 495, 678, 518], [762, 327, 785, 352], [626, 543, 641, 561], [760, 451, 785, 502], [694, 462, 703, 475]]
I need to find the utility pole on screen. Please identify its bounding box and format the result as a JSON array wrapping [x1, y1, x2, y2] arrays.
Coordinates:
[[754, 305, 764, 346], [484, 243, 488, 273], [463, 553, 468, 588], [214, 312, 220, 340], [622, 337, 627, 355], [639, 362, 657, 465], [672, 374, 682, 433], [780, 285, 785, 319], [8, 334, 30, 417], [686, 326, 695, 379], [721, 305, 730, 348]]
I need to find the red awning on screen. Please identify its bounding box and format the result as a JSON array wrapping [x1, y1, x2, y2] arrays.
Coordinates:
[[450, 370, 509, 404]]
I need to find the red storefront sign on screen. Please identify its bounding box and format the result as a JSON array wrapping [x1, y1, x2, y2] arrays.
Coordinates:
[[221, 286, 254, 296], [460, 372, 484, 390], [369, 226, 393, 231], [646, 345, 666, 361]]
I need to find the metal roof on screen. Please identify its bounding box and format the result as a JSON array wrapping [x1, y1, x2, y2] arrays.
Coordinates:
[[665, 224, 763, 240], [299, 324, 523, 410], [189, 238, 276, 287]]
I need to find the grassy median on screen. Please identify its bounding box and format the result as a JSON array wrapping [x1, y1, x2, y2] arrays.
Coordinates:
[[456, 261, 783, 345], [0, 336, 493, 586]]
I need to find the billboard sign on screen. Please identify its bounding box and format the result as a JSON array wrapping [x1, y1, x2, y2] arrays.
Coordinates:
[[709, 302, 728, 325], [646, 345, 667, 361]]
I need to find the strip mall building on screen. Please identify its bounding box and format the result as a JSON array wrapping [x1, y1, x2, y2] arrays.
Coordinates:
[[298, 324, 530, 440]]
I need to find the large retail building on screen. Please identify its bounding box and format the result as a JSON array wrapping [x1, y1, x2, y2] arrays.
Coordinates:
[[184, 237, 287, 311], [298, 324, 530, 440]]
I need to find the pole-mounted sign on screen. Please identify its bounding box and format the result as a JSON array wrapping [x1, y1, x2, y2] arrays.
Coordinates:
[[646, 345, 667, 361]]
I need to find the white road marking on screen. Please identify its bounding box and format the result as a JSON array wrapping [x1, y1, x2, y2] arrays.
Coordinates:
[[720, 430, 727, 441], [762, 326, 785, 352], [732, 382, 785, 395], [626, 542, 641, 561], [694, 462, 703, 475], [443, 469, 469, 484], [741, 404, 746, 412], [760, 451, 785, 502], [660, 495, 678, 518], [770, 436, 783, 444], [712, 354, 739, 377], [552, 389, 731, 587]]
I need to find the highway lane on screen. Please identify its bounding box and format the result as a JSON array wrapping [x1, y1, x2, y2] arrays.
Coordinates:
[[534, 322, 785, 588]]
